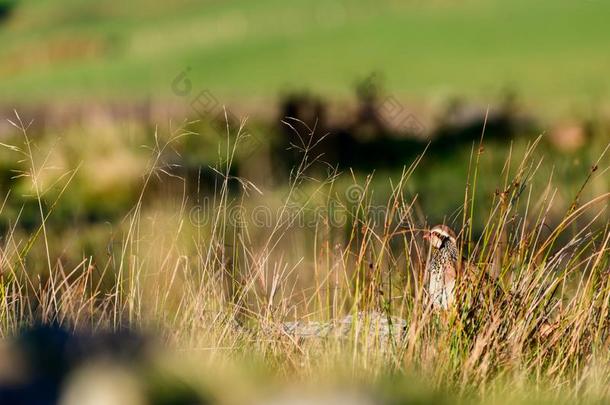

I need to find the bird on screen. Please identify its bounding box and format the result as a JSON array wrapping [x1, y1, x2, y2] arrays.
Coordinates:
[[423, 224, 460, 310], [422, 224, 562, 345]]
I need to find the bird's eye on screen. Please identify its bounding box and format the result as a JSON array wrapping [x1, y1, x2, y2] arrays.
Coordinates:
[[433, 232, 448, 242]]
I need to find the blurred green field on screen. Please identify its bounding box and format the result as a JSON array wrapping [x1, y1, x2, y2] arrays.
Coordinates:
[[1, 2, 610, 404], [1, 0, 609, 116]]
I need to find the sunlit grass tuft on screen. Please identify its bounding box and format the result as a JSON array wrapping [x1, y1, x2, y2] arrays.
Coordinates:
[[0, 114, 608, 404]]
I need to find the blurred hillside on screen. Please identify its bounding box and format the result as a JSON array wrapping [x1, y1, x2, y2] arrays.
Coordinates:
[[0, 0, 609, 119], [0, 0, 607, 275]]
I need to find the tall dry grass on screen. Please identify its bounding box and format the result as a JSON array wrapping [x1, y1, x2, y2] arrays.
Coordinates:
[[0, 113, 609, 404]]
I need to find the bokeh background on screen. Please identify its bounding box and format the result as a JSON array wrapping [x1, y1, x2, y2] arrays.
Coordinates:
[[0, 1, 609, 404], [1, 0, 608, 230]]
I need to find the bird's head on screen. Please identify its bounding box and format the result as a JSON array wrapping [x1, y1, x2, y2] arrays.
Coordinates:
[[424, 224, 457, 249]]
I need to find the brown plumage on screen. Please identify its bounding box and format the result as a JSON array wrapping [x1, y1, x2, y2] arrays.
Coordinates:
[[422, 225, 559, 344], [423, 224, 501, 311], [424, 225, 459, 310]]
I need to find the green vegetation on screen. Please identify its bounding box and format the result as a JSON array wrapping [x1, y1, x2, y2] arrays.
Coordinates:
[[1, 0, 609, 116], [0, 1, 609, 403], [0, 115, 606, 258], [0, 116, 608, 403]]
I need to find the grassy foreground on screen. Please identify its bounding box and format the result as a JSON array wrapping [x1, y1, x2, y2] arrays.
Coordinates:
[[0, 115, 609, 404]]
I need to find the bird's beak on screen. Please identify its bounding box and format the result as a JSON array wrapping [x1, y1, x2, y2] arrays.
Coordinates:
[[423, 231, 430, 240]]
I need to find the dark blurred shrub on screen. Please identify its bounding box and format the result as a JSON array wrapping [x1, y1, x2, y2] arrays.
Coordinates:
[[0, 0, 17, 23]]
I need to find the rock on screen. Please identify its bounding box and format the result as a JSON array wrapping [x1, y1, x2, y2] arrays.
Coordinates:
[[280, 311, 407, 344]]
